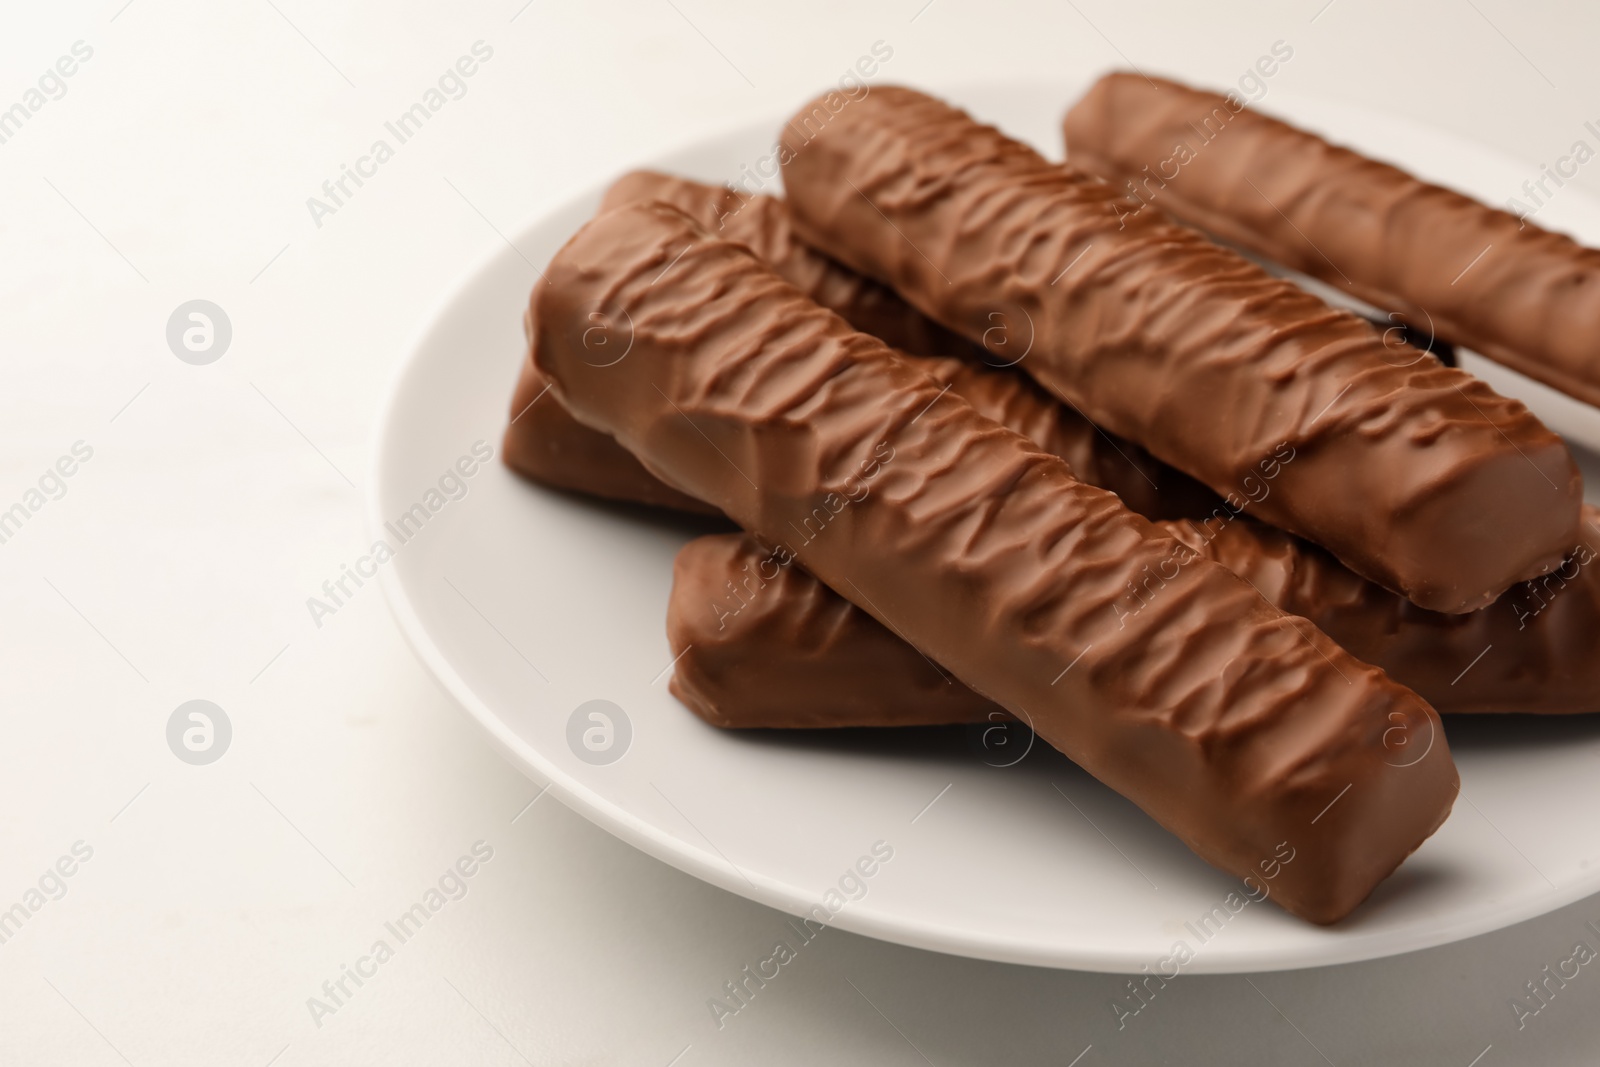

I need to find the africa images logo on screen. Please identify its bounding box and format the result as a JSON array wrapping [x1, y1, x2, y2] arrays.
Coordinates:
[[305, 441, 494, 628]]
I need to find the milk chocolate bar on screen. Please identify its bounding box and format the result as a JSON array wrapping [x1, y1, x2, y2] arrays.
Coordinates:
[[509, 165, 970, 511], [504, 307, 716, 514], [912, 353, 1217, 520], [779, 86, 1582, 613], [503, 169, 972, 511], [601, 170, 980, 358], [669, 532, 997, 728], [670, 508, 1600, 723], [507, 175, 1214, 521], [505, 345, 1211, 519], [1065, 73, 1600, 408], [1181, 505, 1600, 714], [533, 200, 1458, 923]]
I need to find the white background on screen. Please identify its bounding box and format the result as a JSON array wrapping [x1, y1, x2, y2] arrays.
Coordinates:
[[4, 1, 1600, 1063]]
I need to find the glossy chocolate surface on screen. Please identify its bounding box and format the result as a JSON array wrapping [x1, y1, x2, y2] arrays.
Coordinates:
[[779, 86, 1582, 613], [670, 509, 1600, 720], [1066, 72, 1600, 409]]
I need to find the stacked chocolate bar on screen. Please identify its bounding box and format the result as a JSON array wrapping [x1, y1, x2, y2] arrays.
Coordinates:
[[505, 83, 1599, 925]]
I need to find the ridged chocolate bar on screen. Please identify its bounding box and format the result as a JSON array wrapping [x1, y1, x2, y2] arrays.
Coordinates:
[[1182, 505, 1600, 714], [1065, 72, 1600, 409], [506, 173, 1213, 521], [914, 354, 1217, 520], [669, 508, 1600, 724], [533, 200, 1458, 924], [504, 330, 1212, 521], [779, 86, 1582, 613], [601, 170, 980, 357], [505, 309, 717, 514], [669, 532, 996, 728]]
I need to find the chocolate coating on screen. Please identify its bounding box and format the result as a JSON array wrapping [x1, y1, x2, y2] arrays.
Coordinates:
[[533, 200, 1458, 924], [1065, 72, 1600, 408], [601, 170, 981, 357], [912, 354, 1217, 521], [503, 307, 716, 513], [778, 86, 1582, 613], [508, 174, 1215, 522], [668, 532, 996, 728], [671, 509, 1600, 720], [506, 340, 1214, 522], [1178, 506, 1600, 714]]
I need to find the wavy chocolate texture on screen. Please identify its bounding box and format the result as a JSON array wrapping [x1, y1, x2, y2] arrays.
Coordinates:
[[670, 507, 1600, 722], [502, 308, 719, 514], [601, 170, 981, 357], [913, 354, 1218, 521], [1180, 505, 1600, 715], [668, 533, 996, 728], [1064, 72, 1600, 409], [504, 327, 1212, 521], [778, 86, 1582, 614], [507, 173, 1215, 522], [504, 307, 716, 513], [533, 200, 1458, 924]]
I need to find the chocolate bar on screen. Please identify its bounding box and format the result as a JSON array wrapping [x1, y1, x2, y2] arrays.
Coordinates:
[[505, 334, 1213, 523], [670, 507, 1600, 723], [910, 353, 1217, 520], [503, 170, 972, 512], [669, 532, 996, 728], [504, 307, 716, 514], [532, 200, 1458, 923], [1065, 73, 1600, 408], [601, 170, 980, 358], [778, 86, 1582, 613], [1185, 505, 1600, 714], [507, 176, 1214, 522]]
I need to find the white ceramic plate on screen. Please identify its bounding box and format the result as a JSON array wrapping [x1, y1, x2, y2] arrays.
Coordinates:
[[371, 80, 1600, 973]]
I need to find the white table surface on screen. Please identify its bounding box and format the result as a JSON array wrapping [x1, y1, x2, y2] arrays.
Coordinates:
[[5, 1, 1600, 1063]]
